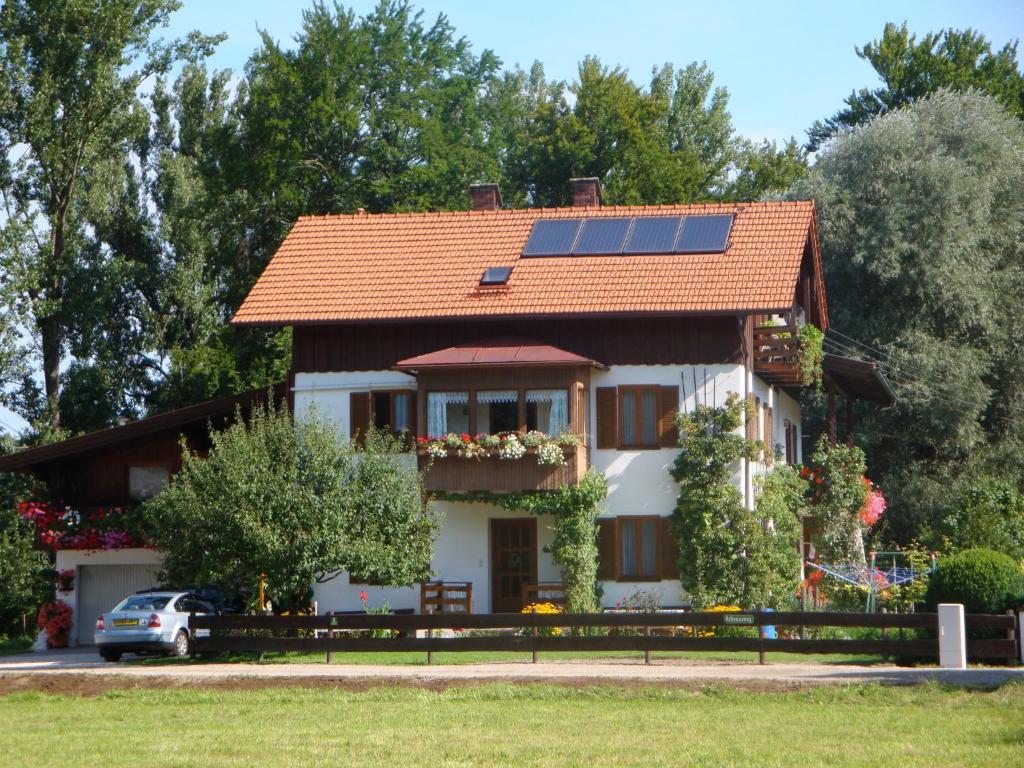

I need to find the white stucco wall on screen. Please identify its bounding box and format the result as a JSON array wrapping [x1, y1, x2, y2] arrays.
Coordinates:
[[293, 370, 417, 440], [296, 361, 797, 612], [313, 501, 559, 614]]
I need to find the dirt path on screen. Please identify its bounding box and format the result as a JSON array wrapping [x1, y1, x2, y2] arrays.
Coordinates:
[[2, 649, 1022, 695]]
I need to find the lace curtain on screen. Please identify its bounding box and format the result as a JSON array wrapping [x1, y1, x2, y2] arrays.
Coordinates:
[[526, 389, 568, 435], [427, 391, 468, 437], [476, 390, 517, 404]]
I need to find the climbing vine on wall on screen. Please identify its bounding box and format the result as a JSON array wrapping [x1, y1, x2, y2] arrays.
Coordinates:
[[670, 393, 801, 609], [439, 470, 608, 613], [798, 324, 825, 388]]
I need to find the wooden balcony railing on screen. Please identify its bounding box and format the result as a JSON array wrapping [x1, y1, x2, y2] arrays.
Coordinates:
[[752, 316, 803, 387], [419, 445, 586, 493]]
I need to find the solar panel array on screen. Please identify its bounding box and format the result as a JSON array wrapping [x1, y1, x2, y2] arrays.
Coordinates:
[[521, 214, 733, 257]]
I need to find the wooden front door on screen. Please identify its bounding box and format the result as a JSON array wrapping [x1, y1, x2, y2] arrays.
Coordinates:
[[490, 518, 537, 613]]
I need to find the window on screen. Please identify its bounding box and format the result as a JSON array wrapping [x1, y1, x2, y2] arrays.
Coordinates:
[[426, 391, 469, 437], [619, 517, 659, 579], [619, 387, 659, 447], [476, 390, 519, 433], [128, 466, 169, 501], [372, 391, 411, 435], [526, 389, 569, 435]]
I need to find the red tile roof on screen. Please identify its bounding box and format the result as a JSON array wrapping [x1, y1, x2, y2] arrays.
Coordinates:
[[394, 338, 606, 370], [232, 201, 819, 325]]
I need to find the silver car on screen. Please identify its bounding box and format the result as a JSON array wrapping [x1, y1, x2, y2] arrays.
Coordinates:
[[94, 591, 215, 662]]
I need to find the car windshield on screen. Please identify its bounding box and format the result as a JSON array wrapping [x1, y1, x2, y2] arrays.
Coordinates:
[[114, 595, 172, 612]]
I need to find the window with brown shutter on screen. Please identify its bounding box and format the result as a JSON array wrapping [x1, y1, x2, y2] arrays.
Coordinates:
[[659, 517, 680, 580], [659, 386, 679, 447], [597, 518, 617, 579], [595, 387, 618, 449], [350, 391, 371, 442], [618, 386, 660, 448], [370, 390, 416, 438]]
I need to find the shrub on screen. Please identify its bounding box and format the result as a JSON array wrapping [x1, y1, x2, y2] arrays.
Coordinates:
[[925, 548, 1024, 614]]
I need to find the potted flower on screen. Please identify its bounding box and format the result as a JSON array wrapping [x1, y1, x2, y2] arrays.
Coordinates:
[[55, 568, 75, 592], [37, 601, 73, 648]]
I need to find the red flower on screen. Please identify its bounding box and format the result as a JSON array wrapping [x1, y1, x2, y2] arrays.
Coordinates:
[[815, 477, 823, 485], [460, 433, 471, 442], [359, 590, 369, 603], [800, 467, 808, 477]]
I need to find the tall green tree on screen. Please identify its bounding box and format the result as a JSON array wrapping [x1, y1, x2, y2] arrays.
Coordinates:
[[0, 0, 220, 431], [808, 22, 1024, 149], [791, 89, 1024, 543]]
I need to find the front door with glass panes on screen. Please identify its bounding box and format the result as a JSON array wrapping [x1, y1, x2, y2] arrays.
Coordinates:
[[490, 518, 537, 612]]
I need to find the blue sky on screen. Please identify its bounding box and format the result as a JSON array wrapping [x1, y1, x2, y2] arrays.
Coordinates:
[[167, 0, 1023, 143], [2, 0, 1022, 435]]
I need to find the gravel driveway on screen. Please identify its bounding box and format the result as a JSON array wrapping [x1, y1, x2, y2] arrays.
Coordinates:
[[2, 648, 1022, 689]]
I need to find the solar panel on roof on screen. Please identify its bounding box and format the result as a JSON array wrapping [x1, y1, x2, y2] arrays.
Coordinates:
[[480, 266, 513, 285], [521, 219, 583, 257], [572, 218, 631, 255], [622, 216, 681, 254], [674, 214, 734, 253]]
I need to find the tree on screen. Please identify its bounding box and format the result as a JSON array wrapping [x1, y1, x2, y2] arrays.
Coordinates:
[[670, 395, 800, 609], [0, 0, 220, 430], [808, 23, 1024, 149], [791, 89, 1024, 544], [0, 436, 48, 636], [145, 400, 437, 611]]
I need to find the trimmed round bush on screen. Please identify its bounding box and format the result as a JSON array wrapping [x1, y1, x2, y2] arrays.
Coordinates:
[[925, 548, 1024, 614]]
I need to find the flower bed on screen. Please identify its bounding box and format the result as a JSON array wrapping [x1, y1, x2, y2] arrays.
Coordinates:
[[37, 601, 73, 648], [415, 431, 580, 467], [18, 501, 150, 551]]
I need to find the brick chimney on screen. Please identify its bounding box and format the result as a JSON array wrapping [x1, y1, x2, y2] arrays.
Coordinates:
[[570, 177, 602, 207], [470, 182, 503, 211]]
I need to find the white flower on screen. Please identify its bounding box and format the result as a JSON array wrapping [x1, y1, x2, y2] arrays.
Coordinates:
[[537, 440, 566, 466], [426, 442, 447, 459], [498, 435, 526, 460]]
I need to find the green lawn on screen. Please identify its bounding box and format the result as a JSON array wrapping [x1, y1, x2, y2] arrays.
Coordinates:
[[130, 649, 890, 666], [1, 683, 1021, 767]]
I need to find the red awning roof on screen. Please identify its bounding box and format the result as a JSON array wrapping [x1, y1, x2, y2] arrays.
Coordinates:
[[394, 339, 606, 371]]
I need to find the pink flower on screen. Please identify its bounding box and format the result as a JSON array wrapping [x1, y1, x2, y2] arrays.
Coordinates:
[[359, 590, 369, 603], [859, 488, 887, 526]]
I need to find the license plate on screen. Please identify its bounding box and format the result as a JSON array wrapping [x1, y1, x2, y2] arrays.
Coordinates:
[[113, 618, 140, 626]]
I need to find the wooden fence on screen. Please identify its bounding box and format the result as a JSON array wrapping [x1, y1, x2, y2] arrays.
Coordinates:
[[190, 609, 1020, 665]]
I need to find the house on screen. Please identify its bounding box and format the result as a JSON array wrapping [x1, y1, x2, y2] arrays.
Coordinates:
[[0, 386, 283, 645], [2, 178, 895, 643], [232, 177, 889, 614]]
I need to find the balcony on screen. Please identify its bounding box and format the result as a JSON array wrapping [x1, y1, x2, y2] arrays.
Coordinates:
[[419, 444, 587, 493], [752, 316, 803, 388]]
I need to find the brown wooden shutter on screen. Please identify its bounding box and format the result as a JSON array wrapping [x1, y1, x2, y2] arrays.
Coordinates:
[[659, 517, 680, 580], [596, 387, 618, 449], [597, 518, 618, 579], [350, 391, 371, 443], [659, 385, 679, 447]]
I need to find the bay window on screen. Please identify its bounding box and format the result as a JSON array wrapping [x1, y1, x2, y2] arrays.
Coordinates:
[[476, 390, 519, 433], [426, 391, 469, 437], [526, 389, 568, 435]]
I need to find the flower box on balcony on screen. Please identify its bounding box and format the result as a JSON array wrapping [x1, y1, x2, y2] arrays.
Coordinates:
[[417, 444, 586, 493]]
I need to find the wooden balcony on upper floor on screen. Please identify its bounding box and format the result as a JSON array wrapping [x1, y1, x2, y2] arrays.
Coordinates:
[[419, 444, 587, 493], [752, 314, 804, 388]]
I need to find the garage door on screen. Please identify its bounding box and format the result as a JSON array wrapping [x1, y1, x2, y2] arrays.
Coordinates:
[[77, 564, 161, 645]]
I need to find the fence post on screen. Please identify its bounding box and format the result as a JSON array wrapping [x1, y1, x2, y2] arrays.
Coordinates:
[[938, 603, 967, 670], [758, 624, 766, 666], [427, 627, 433, 665], [1017, 605, 1024, 666], [326, 611, 334, 665], [1008, 609, 1019, 667], [532, 622, 538, 664], [644, 624, 651, 666], [189, 611, 197, 658]]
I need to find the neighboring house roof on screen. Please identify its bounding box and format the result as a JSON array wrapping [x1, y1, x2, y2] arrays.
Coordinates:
[[394, 338, 606, 371], [232, 201, 822, 326], [0, 384, 285, 473]]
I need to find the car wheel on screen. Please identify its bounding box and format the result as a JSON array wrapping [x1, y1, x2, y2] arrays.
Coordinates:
[[100, 650, 122, 663], [170, 630, 190, 657]]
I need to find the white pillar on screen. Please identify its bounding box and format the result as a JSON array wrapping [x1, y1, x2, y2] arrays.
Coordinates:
[[938, 603, 967, 670]]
